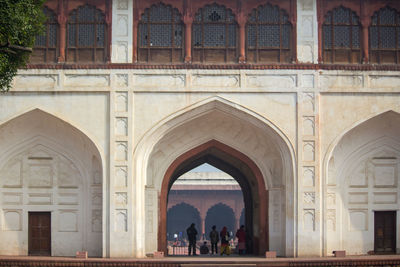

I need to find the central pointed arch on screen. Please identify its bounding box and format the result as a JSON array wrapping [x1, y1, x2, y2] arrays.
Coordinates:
[[135, 97, 296, 257], [159, 140, 268, 254]]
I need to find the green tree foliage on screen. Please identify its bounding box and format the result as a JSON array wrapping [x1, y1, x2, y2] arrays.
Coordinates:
[[0, 0, 46, 91]]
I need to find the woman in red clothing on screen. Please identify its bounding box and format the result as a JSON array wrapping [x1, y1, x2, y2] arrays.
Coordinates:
[[220, 226, 230, 255], [235, 225, 246, 255]]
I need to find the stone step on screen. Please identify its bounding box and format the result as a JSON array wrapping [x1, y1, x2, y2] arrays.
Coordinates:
[[182, 264, 257, 267]]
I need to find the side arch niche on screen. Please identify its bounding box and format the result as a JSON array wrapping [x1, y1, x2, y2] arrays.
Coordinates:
[[324, 111, 400, 255], [136, 97, 295, 257], [0, 109, 103, 257]]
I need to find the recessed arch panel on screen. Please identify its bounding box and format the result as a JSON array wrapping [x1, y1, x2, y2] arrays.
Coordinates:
[[0, 109, 103, 257], [324, 111, 400, 255]]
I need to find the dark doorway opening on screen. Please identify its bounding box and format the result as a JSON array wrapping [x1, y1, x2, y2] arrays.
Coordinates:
[[167, 202, 201, 241], [374, 211, 396, 254], [205, 203, 236, 239], [28, 212, 51, 256], [159, 141, 269, 256]]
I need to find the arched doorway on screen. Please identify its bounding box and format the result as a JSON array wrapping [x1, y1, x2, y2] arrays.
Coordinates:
[[0, 109, 103, 256], [167, 203, 201, 241], [138, 98, 295, 257], [159, 140, 267, 255], [205, 203, 236, 238]]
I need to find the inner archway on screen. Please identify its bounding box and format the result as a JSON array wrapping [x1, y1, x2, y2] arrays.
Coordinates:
[[159, 140, 267, 255], [205, 203, 236, 239], [167, 203, 201, 241]]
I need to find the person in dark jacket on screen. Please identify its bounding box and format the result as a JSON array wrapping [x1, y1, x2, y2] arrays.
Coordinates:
[[186, 223, 198, 255], [209, 225, 219, 254]]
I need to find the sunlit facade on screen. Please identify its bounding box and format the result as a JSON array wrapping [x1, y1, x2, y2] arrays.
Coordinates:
[[0, 0, 400, 258]]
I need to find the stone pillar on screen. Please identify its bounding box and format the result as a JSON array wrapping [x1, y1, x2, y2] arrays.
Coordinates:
[[201, 217, 206, 239], [57, 0, 66, 63], [111, 0, 133, 63], [184, 14, 193, 63], [237, 11, 246, 63], [297, 0, 319, 63], [105, 0, 112, 63], [109, 71, 133, 257], [360, 4, 369, 63], [361, 21, 369, 63], [297, 72, 321, 256]]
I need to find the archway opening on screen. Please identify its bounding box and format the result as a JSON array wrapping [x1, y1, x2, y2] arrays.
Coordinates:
[[159, 140, 268, 256], [167, 203, 201, 241], [167, 163, 245, 255], [205, 203, 237, 241]]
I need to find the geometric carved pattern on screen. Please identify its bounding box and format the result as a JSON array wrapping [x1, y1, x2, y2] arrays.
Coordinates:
[[247, 3, 292, 63], [303, 92, 315, 113], [303, 116, 315, 136], [303, 192, 315, 204], [327, 209, 336, 231], [116, 15, 128, 37], [116, 117, 128, 136], [67, 5, 107, 63], [117, 0, 128, 10], [303, 209, 315, 231], [115, 142, 128, 161], [193, 3, 237, 63], [303, 141, 315, 161], [116, 92, 128, 112], [115, 192, 127, 205], [370, 7, 400, 64], [116, 75, 128, 87], [327, 193, 336, 206], [115, 166, 128, 187], [322, 7, 361, 63], [115, 209, 127, 232]]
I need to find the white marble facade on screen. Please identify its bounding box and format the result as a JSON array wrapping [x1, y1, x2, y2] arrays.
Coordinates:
[[1, 0, 400, 258]]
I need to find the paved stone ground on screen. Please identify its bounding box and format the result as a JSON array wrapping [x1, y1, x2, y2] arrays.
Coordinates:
[[1, 254, 400, 262]]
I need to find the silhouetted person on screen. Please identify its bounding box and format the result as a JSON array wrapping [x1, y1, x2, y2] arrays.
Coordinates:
[[186, 223, 198, 256], [200, 241, 209, 255], [236, 225, 246, 255], [220, 226, 230, 255], [209, 225, 219, 254]]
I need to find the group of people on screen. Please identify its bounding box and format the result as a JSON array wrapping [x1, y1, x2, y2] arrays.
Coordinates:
[[186, 223, 246, 256]]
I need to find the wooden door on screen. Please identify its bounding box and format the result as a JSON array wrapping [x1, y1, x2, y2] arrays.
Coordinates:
[[28, 212, 51, 256], [374, 211, 396, 253]]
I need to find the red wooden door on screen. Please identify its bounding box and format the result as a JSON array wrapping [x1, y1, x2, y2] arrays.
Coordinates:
[[374, 211, 396, 253], [28, 212, 51, 256]]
